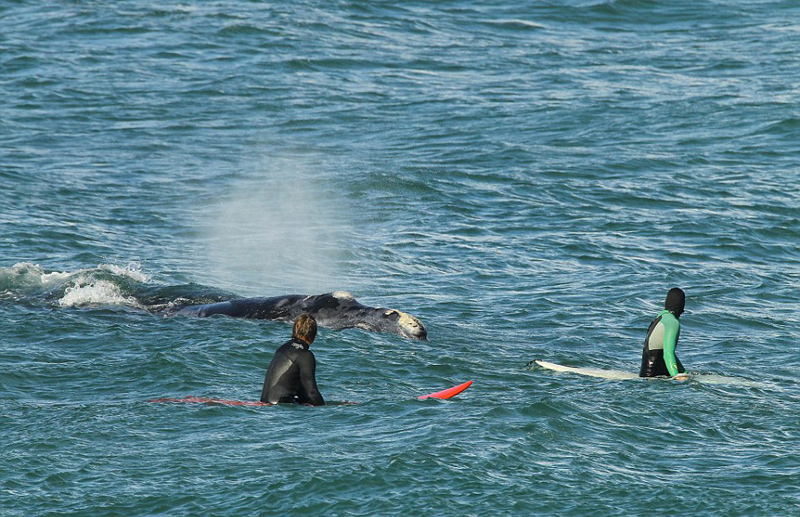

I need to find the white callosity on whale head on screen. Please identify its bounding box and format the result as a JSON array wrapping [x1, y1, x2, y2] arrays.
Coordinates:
[[384, 309, 427, 340], [331, 291, 355, 301]]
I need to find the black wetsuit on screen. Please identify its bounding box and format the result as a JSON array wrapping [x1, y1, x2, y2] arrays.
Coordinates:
[[260, 338, 325, 405]]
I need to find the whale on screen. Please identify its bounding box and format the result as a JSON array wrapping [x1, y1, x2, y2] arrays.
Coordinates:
[[172, 291, 427, 340]]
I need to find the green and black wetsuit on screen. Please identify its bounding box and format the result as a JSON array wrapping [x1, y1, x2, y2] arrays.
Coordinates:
[[639, 310, 685, 377], [639, 288, 687, 378]]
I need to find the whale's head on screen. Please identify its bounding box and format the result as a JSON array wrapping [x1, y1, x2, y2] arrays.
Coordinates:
[[382, 309, 428, 340]]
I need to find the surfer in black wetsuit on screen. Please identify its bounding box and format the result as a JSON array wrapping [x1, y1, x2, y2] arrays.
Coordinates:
[[260, 313, 325, 405], [639, 287, 688, 379]]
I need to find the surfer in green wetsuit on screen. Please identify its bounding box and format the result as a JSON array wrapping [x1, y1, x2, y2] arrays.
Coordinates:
[[639, 288, 688, 379]]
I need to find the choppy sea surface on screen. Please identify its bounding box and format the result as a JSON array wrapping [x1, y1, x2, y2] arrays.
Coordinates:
[[2, 1, 799, 515]]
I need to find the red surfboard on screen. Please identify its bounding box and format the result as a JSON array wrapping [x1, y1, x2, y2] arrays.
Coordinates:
[[147, 396, 272, 406], [149, 381, 473, 406], [418, 380, 473, 400]]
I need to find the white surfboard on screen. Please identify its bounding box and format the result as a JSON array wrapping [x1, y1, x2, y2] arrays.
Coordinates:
[[533, 360, 766, 387], [534, 360, 640, 381]]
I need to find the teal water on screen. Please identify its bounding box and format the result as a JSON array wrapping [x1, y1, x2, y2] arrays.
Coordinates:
[[2, 1, 800, 515]]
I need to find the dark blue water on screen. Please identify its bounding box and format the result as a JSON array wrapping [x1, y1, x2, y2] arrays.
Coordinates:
[[2, 1, 799, 515]]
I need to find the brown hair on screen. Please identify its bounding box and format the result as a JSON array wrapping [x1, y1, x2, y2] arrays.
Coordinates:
[[292, 313, 317, 344]]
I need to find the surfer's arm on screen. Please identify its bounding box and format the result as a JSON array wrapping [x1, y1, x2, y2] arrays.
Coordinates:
[[298, 352, 325, 406], [662, 317, 682, 377]]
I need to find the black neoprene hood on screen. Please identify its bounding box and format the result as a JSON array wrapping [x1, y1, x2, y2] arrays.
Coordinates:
[[665, 287, 686, 317]]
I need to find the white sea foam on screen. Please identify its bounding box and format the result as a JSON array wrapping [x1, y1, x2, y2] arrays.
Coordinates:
[[58, 277, 142, 309], [98, 262, 150, 283], [2, 261, 149, 308], [1, 262, 72, 287], [3, 262, 149, 287]]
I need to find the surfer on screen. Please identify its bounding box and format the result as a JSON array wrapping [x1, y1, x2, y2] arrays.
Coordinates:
[[260, 313, 325, 406], [639, 287, 688, 379]]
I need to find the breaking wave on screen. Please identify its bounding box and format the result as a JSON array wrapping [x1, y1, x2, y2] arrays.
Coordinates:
[[0, 262, 148, 309]]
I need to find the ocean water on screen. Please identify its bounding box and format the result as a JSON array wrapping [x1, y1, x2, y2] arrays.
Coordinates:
[[2, 1, 799, 515]]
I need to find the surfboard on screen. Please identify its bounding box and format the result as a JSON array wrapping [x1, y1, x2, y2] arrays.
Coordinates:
[[148, 381, 474, 406], [418, 380, 473, 400], [532, 360, 766, 387], [147, 396, 272, 406], [533, 360, 639, 380]]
